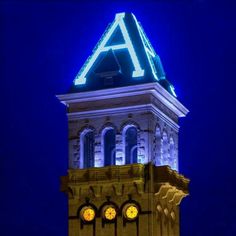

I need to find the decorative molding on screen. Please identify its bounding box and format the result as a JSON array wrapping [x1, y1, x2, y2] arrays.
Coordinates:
[[61, 163, 189, 201], [120, 120, 141, 132], [57, 82, 189, 118], [98, 122, 118, 134], [78, 125, 96, 135], [67, 104, 180, 132]]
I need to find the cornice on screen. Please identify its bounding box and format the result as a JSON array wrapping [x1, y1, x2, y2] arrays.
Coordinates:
[[67, 104, 180, 132], [60, 163, 189, 200], [57, 82, 189, 118]]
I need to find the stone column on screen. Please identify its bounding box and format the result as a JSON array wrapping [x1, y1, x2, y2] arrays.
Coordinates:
[[137, 130, 146, 163], [69, 138, 79, 169], [94, 133, 102, 167], [115, 133, 124, 165]]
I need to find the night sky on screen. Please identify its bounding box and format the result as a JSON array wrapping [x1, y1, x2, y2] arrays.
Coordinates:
[[1, 0, 236, 235]]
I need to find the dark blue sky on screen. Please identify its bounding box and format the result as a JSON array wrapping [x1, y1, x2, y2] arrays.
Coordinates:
[[1, 0, 236, 235]]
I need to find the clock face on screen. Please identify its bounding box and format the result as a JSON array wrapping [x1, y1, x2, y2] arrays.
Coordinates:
[[104, 206, 117, 220], [124, 204, 139, 220], [81, 207, 95, 222]]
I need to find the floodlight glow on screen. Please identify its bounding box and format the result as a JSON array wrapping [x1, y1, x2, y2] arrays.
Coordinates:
[[74, 13, 144, 85]]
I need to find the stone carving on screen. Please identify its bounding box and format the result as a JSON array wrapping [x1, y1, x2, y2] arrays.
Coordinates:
[[153, 125, 178, 171]]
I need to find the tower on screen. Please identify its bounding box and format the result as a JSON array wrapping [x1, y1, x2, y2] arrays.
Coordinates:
[[58, 13, 189, 236]]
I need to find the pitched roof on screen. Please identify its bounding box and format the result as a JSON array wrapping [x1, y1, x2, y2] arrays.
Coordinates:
[[70, 12, 176, 97]]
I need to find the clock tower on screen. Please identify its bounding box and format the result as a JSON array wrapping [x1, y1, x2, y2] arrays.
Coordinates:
[[58, 13, 189, 236]]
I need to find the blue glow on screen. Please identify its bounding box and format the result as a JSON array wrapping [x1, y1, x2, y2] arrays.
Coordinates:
[[170, 85, 177, 97], [133, 14, 177, 97], [74, 13, 144, 85], [132, 14, 158, 80]]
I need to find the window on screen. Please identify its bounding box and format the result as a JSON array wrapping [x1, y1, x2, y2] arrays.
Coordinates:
[[102, 205, 117, 221], [80, 206, 96, 222], [104, 128, 116, 166], [123, 203, 139, 220], [125, 126, 137, 164], [81, 130, 95, 168]]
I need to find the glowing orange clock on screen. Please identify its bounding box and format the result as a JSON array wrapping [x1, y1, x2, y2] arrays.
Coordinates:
[[124, 204, 139, 220], [104, 206, 117, 220], [81, 206, 95, 222]]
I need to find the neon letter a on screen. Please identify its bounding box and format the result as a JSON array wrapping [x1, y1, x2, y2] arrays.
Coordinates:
[[74, 13, 144, 85]]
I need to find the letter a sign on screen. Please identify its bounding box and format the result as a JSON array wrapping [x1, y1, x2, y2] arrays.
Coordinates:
[[74, 13, 145, 85]]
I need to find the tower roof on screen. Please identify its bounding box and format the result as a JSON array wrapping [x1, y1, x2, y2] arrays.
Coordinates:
[[70, 13, 176, 97]]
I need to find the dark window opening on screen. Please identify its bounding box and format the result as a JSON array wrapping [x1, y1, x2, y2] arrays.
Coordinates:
[[125, 127, 137, 164], [104, 129, 116, 166], [83, 131, 94, 168]]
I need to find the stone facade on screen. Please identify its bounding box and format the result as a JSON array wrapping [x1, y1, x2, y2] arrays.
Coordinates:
[[61, 164, 189, 236], [68, 111, 179, 170], [58, 82, 189, 236]]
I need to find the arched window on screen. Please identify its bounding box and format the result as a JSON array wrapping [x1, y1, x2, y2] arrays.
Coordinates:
[[103, 128, 116, 166], [80, 130, 95, 168], [125, 126, 137, 164]]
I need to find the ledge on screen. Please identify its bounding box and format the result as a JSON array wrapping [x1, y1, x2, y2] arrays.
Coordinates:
[[57, 82, 189, 118], [61, 163, 189, 200]]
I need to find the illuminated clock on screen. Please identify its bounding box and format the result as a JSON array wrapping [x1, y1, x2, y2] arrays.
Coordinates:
[[123, 204, 139, 220], [80, 206, 95, 222], [103, 206, 117, 220]]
